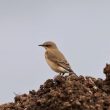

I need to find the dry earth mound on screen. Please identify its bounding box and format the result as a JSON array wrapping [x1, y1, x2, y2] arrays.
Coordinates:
[[0, 64, 110, 110]]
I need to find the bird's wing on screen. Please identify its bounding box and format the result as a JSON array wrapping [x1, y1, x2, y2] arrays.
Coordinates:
[[58, 60, 73, 72], [46, 50, 73, 72]]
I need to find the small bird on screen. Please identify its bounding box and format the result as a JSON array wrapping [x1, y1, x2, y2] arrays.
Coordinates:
[[39, 41, 76, 76]]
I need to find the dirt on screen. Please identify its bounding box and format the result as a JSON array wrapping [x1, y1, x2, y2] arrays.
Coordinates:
[[0, 64, 110, 110]]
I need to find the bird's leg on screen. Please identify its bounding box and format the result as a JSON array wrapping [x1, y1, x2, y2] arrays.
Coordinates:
[[62, 73, 65, 76], [60, 73, 63, 76]]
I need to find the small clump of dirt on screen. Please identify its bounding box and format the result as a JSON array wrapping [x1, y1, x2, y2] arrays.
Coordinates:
[[0, 64, 110, 110]]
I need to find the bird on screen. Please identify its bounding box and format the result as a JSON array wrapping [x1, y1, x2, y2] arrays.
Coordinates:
[[38, 41, 76, 76]]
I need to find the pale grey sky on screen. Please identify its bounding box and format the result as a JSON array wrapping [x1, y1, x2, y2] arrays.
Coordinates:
[[0, 0, 110, 103]]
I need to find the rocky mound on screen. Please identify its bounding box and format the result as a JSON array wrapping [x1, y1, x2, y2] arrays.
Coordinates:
[[0, 64, 110, 110]]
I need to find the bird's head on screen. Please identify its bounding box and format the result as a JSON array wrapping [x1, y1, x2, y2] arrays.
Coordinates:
[[38, 41, 58, 50]]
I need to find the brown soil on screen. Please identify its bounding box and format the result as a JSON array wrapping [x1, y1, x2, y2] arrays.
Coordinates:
[[0, 64, 110, 110]]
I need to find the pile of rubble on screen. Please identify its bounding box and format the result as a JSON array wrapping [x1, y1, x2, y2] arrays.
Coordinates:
[[0, 64, 110, 110]]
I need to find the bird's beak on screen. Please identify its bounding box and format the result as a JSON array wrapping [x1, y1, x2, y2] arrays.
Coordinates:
[[38, 44, 44, 47]]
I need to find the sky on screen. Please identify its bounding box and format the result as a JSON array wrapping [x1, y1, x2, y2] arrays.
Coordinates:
[[0, 0, 110, 103]]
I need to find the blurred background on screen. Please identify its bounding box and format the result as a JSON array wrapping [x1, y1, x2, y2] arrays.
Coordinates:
[[0, 0, 110, 103]]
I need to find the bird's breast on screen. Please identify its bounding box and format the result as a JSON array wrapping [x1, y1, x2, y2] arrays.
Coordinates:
[[45, 56, 59, 72]]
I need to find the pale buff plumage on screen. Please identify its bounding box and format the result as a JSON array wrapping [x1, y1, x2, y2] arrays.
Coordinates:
[[39, 41, 75, 75]]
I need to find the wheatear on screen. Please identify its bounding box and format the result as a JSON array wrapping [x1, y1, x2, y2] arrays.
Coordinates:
[[39, 41, 76, 76]]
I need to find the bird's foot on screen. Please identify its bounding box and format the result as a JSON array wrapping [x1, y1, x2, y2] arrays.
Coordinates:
[[60, 73, 65, 76]]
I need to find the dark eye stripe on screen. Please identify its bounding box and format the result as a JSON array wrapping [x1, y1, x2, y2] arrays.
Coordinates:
[[45, 44, 51, 47]]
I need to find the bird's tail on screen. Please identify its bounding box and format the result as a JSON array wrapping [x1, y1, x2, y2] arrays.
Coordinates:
[[69, 68, 77, 76]]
